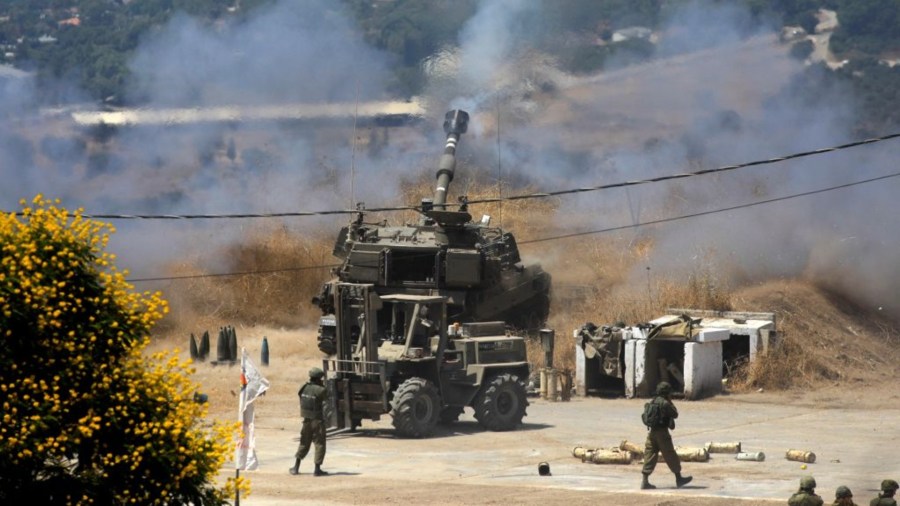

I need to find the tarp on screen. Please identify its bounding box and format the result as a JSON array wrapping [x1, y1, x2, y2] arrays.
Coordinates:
[[647, 314, 703, 340]]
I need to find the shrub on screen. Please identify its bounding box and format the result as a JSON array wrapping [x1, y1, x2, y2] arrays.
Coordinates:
[[0, 196, 242, 504]]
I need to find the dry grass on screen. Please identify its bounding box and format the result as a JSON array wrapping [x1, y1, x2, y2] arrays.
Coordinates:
[[727, 279, 900, 391], [158, 225, 335, 339]]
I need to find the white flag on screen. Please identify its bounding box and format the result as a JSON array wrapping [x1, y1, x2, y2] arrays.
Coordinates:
[[236, 347, 270, 470]]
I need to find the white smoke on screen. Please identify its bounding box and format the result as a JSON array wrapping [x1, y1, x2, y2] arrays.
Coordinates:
[[424, 0, 900, 317]]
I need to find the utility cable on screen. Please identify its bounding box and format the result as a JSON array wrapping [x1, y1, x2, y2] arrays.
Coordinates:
[[127, 171, 900, 283], [17, 131, 900, 221], [128, 263, 340, 283], [467, 132, 900, 206], [520, 171, 900, 244]]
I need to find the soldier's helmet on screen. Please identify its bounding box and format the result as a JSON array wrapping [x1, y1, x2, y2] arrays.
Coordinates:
[[656, 382, 673, 395], [881, 479, 899, 491], [835, 486, 852, 498], [800, 476, 817, 490], [309, 367, 325, 380]]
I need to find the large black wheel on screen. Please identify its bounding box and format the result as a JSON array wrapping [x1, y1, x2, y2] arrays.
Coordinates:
[[438, 406, 464, 425], [473, 373, 528, 431], [390, 377, 440, 438]]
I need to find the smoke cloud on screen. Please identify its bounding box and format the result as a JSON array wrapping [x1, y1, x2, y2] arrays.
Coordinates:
[[1, 0, 899, 317], [428, 0, 900, 317]]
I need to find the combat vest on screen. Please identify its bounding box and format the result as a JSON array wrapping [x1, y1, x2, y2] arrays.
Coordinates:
[[642, 396, 674, 429], [788, 490, 824, 506], [299, 382, 326, 420]]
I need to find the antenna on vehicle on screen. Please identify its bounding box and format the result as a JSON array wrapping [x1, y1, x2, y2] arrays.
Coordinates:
[[496, 93, 503, 228], [350, 80, 360, 209]]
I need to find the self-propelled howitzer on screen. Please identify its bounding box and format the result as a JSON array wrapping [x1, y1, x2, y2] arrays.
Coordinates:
[[314, 110, 551, 354]]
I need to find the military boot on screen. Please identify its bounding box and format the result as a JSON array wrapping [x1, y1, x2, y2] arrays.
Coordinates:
[[288, 458, 301, 475], [641, 473, 656, 490], [314, 464, 329, 477], [675, 473, 693, 488]]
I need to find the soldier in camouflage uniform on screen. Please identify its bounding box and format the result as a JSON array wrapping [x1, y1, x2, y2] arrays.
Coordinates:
[[289, 367, 329, 476], [640, 381, 692, 490], [832, 485, 856, 506], [788, 476, 824, 506], [870, 479, 899, 506]]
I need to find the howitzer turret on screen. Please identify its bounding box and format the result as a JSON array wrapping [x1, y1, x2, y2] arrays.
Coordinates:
[[314, 109, 551, 355]]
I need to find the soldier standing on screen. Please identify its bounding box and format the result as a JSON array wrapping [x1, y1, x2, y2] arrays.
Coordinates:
[[640, 381, 692, 489], [832, 485, 856, 506], [788, 476, 824, 506], [870, 480, 899, 506], [289, 367, 329, 476]]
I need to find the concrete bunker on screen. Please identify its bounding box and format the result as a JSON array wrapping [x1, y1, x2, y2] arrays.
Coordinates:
[[574, 310, 776, 400]]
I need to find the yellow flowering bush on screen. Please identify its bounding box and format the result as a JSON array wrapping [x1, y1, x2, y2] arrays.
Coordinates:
[[0, 196, 235, 504]]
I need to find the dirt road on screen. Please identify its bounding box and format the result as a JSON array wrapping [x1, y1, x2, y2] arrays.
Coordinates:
[[222, 374, 900, 505]]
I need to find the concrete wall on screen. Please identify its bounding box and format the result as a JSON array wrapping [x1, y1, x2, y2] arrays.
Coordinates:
[[579, 331, 725, 400], [624, 339, 648, 398], [684, 341, 723, 400], [575, 344, 586, 396]]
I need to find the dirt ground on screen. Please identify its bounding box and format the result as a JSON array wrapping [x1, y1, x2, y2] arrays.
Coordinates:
[[169, 322, 900, 506]]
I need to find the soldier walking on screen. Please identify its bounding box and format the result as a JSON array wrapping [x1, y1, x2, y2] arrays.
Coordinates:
[[870, 479, 899, 506], [640, 381, 692, 490], [289, 367, 329, 476], [832, 485, 857, 506], [788, 476, 824, 505]]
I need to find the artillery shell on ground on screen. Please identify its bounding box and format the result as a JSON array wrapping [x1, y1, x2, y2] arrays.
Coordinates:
[[785, 449, 816, 463], [584, 449, 633, 465], [619, 440, 644, 454], [735, 451, 766, 462], [705, 441, 742, 453], [619, 441, 709, 462], [572, 446, 590, 459], [572, 446, 633, 464], [673, 447, 709, 462]]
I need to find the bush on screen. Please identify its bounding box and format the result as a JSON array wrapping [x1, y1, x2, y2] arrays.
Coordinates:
[[0, 196, 242, 504]]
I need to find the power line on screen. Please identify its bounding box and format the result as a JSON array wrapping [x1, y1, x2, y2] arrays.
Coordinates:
[[468, 132, 900, 205], [128, 263, 339, 283], [519, 171, 900, 245], [128, 171, 900, 282], [20, 131, 900, 221]]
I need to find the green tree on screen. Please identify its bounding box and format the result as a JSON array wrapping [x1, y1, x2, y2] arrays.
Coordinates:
[[0, 197, 242, 505], [830, 0, 900, 56]]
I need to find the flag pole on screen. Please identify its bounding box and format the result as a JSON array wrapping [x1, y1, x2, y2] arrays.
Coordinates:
[[234, 347, 269, 505], [236, 348, 245, 506]]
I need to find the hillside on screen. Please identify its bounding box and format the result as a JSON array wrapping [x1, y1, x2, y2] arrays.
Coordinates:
[[728, 279, 900, 395]]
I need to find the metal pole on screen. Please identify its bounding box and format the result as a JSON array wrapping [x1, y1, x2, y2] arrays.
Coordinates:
[[235, 350, 245, 505], [235, 468, 240, 506]]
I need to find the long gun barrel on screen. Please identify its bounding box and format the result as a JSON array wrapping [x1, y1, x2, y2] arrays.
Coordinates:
[[433, 109, 469, 210]]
